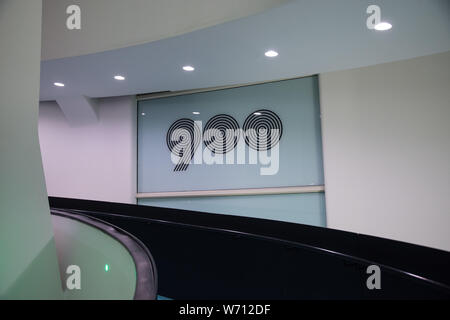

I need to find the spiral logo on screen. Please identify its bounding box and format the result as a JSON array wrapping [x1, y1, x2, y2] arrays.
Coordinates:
[[203, 114, 240, 154], [243, 109, 283, 151], [166, 118, 201, 171]]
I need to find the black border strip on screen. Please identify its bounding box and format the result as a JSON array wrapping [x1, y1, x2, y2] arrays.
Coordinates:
[[51, 209, 158, 300]]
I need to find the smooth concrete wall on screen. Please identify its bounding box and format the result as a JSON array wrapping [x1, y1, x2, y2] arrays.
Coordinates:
[[319, 51, 450, 251], [0, 0, 63, 298], [39, 96, 137, 204]]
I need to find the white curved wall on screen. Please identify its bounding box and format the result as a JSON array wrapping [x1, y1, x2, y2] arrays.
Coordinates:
[[42, 0, 290, 60]]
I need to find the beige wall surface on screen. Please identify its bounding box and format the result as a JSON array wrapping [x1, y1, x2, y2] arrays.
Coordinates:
[[319, 51, 450, 251]]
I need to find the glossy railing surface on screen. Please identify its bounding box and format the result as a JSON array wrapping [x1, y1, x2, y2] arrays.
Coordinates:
[[49, 197, 450, 300]]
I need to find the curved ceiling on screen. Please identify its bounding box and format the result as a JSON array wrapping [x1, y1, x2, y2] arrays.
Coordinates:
[[40, 0, 450, 101], [42, 0, 290, 60]]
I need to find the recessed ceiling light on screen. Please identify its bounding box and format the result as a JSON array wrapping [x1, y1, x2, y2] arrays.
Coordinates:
[[183, 65, 195, 72], [114, 75, 125, 80], [265, 50, 279, 58], [374, 22, 392, 31], [54, 82, 65, 87], [193, 112, 200, 115], [141, 112, 146, 116], [254, 112, 262, 116]]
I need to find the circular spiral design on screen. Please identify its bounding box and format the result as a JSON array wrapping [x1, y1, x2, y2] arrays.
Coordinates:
[[243, 109, 283, 151], [203, 114, 240, 154], [166, 118, 201, 157]]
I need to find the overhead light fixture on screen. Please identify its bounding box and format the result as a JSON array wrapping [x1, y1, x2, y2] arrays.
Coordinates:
[[254, 112, 262, 116], [374, 22, 392, 31], [183, 65, 195, 72], [265, 50, 279, 58], [114, 75, 125, 80], [193, 112, 200, 115], [141, 112, 146, 116], [54, 82, 65, 87]]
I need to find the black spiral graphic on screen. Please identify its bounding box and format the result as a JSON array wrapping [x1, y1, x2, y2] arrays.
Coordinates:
[[166, 118, 201, 171], [243, 109, 283, 151], [203, 114, 240, 154]]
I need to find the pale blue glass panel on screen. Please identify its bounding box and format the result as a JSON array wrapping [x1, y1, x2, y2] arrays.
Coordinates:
[[137, 76, 325, 226], [137, 76, 324, 192], [138, 192, 326, 227]]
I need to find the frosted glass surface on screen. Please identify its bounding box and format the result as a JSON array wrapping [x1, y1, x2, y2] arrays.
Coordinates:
[[138, 76, 324, 192], [139, 192, 326, 227], [137, 76, 326, 227], [52, 215, 136, 299]]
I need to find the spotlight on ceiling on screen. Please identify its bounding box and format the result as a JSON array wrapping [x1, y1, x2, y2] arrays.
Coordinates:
[[254, 112, 262, 116], [54, 82, 65, 87], [264, 50, 279, 58], [114, 75, 126, 80], [193, 112, 200, 115], [374, 22, 392, 31], [183, 65, 195, 72]]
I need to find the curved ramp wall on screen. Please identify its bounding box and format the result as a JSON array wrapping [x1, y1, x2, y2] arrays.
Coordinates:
[[51, 211, 157, 300]]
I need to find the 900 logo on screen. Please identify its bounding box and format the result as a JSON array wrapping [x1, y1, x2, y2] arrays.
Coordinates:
[[166, 110, 283, 175]]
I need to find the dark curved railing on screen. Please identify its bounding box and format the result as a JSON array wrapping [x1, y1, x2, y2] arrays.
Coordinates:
[[49, 197, 450, 300], [51, 209, 158, 300]]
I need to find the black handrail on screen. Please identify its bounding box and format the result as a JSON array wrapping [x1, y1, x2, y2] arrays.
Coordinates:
[[49, 197, 450, 299], [57, 207, 450, 292]]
